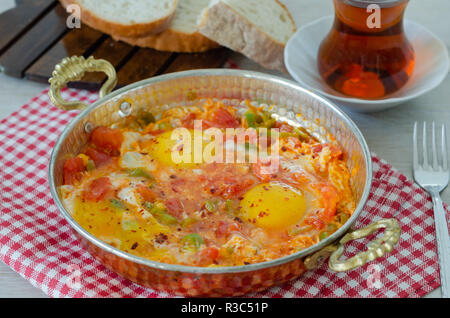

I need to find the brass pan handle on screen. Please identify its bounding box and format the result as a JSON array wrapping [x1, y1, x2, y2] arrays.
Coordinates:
[[49, 56, 117, 110], [328, 218, 401, 272]]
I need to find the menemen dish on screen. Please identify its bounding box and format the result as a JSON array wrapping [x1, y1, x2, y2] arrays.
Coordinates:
[[60, 100, 355, 267]]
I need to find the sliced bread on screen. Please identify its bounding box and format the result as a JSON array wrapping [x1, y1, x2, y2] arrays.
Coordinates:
[[198, 0, 296, 72], [59, 0, 178, 38], [113, 0, 219, 53]]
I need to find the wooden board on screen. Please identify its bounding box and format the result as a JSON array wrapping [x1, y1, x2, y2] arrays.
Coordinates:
[[0, 0, 230, 90]]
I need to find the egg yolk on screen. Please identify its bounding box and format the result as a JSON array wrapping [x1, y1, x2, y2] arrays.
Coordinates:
[[146, 130, 201, 168], [240, 182, 307, 230]]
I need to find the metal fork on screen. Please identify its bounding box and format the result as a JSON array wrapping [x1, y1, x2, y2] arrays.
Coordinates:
[[413, 122, 450, 298]]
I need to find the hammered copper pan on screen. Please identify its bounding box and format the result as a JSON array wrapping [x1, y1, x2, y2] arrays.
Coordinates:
[[48, 56, 400, 297]]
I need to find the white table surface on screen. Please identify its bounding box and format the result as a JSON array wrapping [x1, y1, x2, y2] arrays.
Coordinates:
[[0, 0, 449, 298]]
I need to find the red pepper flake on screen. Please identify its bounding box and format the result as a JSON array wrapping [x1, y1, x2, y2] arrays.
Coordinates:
[[131, 242, 138, 250], [154, 233, 168, 244], [234, 217, 243, 223], [258, 211, 268, 218]]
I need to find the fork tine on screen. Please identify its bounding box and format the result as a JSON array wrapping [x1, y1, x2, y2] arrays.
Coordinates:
[[413, 122, 419, 169], [442, 124, 448, 170], [432, 122, 439, 170], [423, 122, 429, 168]]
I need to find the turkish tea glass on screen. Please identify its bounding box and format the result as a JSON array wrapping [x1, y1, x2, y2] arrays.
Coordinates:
[[318, 0, 415, 99]]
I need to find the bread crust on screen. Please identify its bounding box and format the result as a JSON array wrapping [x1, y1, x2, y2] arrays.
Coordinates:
[[198, 0, 296, 72], [275, 0, 297, 34], [113, 29, 220, 53], [59, 0, 177, 38]]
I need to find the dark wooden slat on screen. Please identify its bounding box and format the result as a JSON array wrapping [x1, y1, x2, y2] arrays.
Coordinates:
[[0, 0, 56, 55], [70, 37, 137, 90], [116, 48, 174, 87], [1, 0, 230, 89], [25, 26, 106, 83], [0, 5, 68, 78], [162, 48, 230, 74]]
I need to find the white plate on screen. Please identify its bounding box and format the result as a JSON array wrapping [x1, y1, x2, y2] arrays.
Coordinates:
[[285, 16, 450, 113]]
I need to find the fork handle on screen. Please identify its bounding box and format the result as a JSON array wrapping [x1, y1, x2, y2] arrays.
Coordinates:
[[431, 192, 450, 298]]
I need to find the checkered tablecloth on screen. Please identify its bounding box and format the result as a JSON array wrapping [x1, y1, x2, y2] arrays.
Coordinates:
[[0, 87, 448, 298]]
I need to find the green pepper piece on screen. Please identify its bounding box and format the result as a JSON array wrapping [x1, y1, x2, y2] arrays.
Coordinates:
[[181, 233, 204, 251], [264, 118, 276, 129], [319, 231, 330, 241], [280, 132, 296, 139], [86, 159, 95, 172], [225, 199, 234, 212], [144, 203, 178, 226], [326, 223, 338, 233], [155, 209, 178, 226], [293, 127, 310, 141], [122, 218, 139, 231], [338, 213, 350, 224], [110, 199, 127, 210], [205, 200, 216, 212], [245, 112, 256, 128], [143, 201, 154, 211], [129, 168, 153, 179], [181, 217, 198, 228], [157, 122, 172, 130]]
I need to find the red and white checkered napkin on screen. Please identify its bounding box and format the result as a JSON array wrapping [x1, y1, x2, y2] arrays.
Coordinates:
[[0, 87, 448, 298]]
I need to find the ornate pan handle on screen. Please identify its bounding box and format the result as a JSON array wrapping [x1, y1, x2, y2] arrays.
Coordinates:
[[328, 218, 401, 272], [48, 56, 117, 110]]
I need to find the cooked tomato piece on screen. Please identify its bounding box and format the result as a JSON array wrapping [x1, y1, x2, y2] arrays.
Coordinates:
[[181, 113, 197, 129], [136, 185, 157, 203], [63, 157, 85, 185], [312, 143, 343, 159], [209, 108, 240, 128], [85, 147, 111, 167], [304, 216, 325, 230], [317, 184, 339, 222], [89, 126, 123, 155], [252, 159, 279, 183], [182, 113, 218, 130], [84, 177, 112, 202], [218, 177, 255, 199], [215, 221, 240, 238], [311, 144, 323, 153], [252, 163, 273, 183], [274, 122, 294, 133], [197, 246, 219, 266], [147, 129, 165, 136], [165, 198, 184, 217]]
